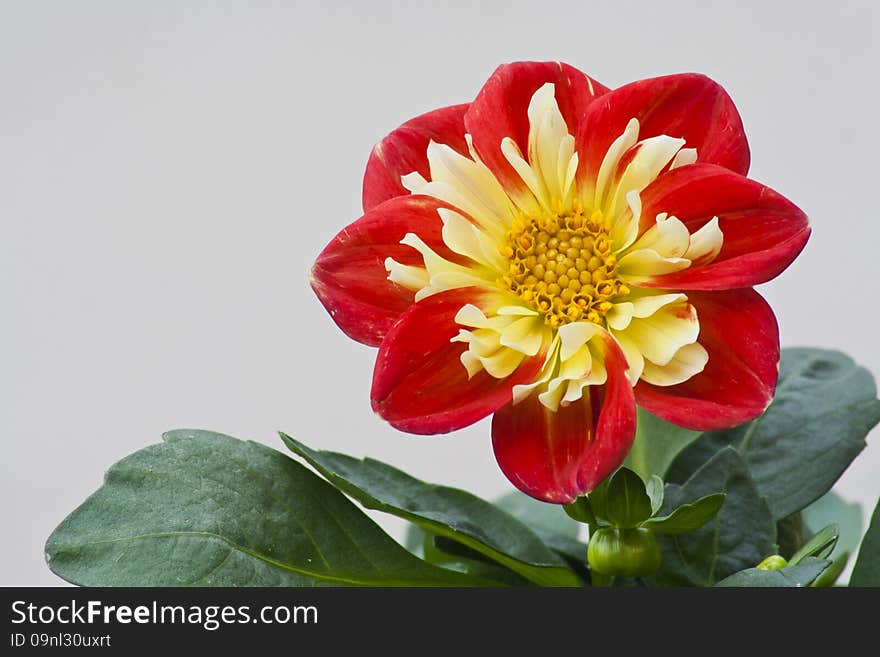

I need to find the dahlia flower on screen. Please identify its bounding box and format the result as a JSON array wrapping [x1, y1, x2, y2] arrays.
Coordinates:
[[311, 61, 809, 503]]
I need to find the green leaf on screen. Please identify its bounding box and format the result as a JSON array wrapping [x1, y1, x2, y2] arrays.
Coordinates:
[[669, 348, 880, 520], [563, 497, 596, 525], [646, 476, 665, 516], [789, 524, 838, 565], [715, 557, 831, 587], [425, 537, 531, 585], [403, 523, 427, 556], [641, 493, 725, 535], [281, 434, 582, 587], [803, 491, 863, 558], [851, 497, 880, 587], [624, 407, 702, 482], [654, 447, 776, 586], [401, 525, 527, 585], [777, 493, 860, 579], [492, 490, 589, 577], [587, 479, 610, 521], [812, 551, 848, 587], [45, 430, 486, 586], [530, 531, 588, 573], [605, 468, 653, 528], [493, 490, 579, 538]]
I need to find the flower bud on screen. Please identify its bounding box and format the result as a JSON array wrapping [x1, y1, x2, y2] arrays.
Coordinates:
[[756, 555, 788, 571], [587, 527, 662, 577]]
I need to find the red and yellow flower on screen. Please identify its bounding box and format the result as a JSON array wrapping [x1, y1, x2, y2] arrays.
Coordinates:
[[311, 61, 809, 503]]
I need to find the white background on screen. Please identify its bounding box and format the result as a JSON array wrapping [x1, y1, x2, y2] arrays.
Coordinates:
[[2, 0, 878, 585]]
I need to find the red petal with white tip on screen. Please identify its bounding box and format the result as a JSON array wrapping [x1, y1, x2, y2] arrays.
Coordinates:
[[491, 332, 636, 503], [635, 288, 779, 430], [363, 104, 470, 211], [465, 61, 608, 206], [576, 73, 750, 196], [636, 163, 810, 290], [311, 195, 456, 347], [371, 288, 546, 434]]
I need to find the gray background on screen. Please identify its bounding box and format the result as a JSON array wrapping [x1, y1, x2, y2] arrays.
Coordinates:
[[2, 0, 878, 586]]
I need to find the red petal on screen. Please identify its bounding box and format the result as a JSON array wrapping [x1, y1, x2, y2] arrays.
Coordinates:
[[311, 195, 456, 347], [371, 288, 546, 434], [638, 163, 810, 290], [362, 104, 470, 211], [491, 332, 636, 503], [576, 73, 750, 193], [465, 61, 609, 202], [634, 288, 779, 430]]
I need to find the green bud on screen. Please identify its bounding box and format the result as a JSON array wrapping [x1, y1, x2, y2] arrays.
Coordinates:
[[756, 555, 788, 571], [587, 527, 661, 577]]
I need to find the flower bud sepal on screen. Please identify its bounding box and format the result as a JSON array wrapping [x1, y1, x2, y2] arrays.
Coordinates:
[[572, 467, 727, 583]]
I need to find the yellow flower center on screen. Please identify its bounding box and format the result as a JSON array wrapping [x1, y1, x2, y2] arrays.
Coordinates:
[[500, 208, 630, 328]]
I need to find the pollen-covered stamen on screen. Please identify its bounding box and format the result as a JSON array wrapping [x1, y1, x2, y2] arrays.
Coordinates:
[[500, 206, 630, 328]]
